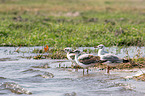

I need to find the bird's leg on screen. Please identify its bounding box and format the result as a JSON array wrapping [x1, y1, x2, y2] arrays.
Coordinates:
[[107, 66, 110, 74], [75, 68, 78, 72], [83, 68, 85, 75], [74, 63, 78, 72], [87, 68, 89, 74], [71, 62, 74, 68], [59, 63, 61, 68]]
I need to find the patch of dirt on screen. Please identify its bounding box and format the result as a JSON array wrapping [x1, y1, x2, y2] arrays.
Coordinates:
[[133, 73, 145, 81]]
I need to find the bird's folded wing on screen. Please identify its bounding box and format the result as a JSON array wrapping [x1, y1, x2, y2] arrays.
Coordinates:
[[102, 54, 122, 63], [78, 54, 100, 65], [102, 54, 119, 60]]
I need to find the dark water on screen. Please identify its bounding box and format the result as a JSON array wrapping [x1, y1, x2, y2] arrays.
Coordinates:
[[0, 47, 145, 96]]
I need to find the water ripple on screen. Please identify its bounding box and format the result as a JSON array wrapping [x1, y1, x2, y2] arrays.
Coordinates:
[[0, 82, 32, 95], [34, 72, 54, 79]]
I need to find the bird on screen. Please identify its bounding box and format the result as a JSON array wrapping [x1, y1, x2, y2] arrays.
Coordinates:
[[95, 44, 129, 73], [64, 48, 76, 66], [72, 49, 107, 75]]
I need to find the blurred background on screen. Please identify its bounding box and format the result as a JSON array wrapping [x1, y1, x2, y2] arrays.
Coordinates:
[[0, 0, 145, 47]]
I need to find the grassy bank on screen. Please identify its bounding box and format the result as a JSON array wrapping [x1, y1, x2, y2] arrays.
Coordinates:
[[0, 0, 145, 47]]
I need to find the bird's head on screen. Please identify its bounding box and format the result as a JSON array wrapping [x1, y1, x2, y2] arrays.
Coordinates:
[[94, 44, 105, 49], [73, 49, 81, 54], [64, 48, 72, 53]]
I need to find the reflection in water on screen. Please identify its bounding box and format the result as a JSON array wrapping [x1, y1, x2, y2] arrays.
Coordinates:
[[22, 69, 41, 73], [31, 63, 50, 69]]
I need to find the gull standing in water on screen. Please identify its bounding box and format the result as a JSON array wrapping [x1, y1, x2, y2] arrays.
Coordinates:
[[64, 48, 76, 67], [73, 49, 107, 75], [95, 44, 129, 73]]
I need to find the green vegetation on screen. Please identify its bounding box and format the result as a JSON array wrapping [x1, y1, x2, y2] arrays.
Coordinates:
[[0, 0, 145, 47]]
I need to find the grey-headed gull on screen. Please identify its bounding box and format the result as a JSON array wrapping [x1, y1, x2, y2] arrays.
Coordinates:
[[73, 49, 107, 75], [95, 44, 129, 73]]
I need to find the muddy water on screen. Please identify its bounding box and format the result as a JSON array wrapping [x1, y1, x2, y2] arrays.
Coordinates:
[[0, 46, 145, 96]]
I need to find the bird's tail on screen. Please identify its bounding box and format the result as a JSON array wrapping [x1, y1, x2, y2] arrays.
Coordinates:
[[123, 59, 130, 63], [99, 60, 108, 63]]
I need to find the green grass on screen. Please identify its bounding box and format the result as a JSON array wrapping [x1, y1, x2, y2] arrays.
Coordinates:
[[0, 0, 145, 47]]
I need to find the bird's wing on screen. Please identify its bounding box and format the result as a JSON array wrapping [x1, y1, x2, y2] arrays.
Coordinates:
[[102, 54, 122, 63], [104, 51, 109, 54], [78, 54, 92, 60], [78, 54, 100, 65]]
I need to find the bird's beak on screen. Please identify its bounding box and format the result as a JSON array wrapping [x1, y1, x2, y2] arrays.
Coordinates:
[[61, 49, 65, 52], [94, 46, 98, 48], [70, 51, 75, 53]]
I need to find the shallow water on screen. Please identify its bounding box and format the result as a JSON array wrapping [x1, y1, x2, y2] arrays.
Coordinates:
[[0, 46, 145, 96]]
